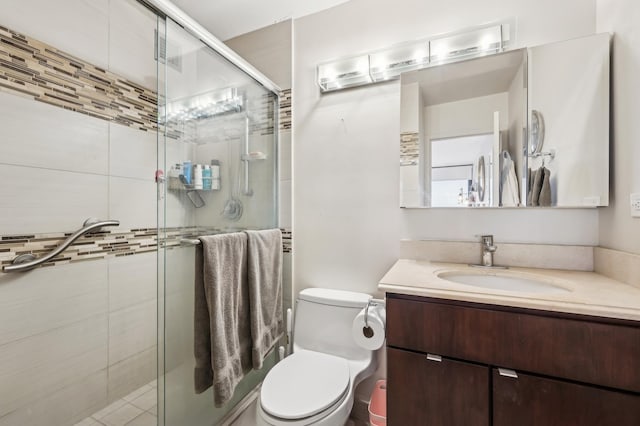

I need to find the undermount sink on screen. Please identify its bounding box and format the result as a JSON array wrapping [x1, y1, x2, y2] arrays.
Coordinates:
[[437, 270, 572, 294]]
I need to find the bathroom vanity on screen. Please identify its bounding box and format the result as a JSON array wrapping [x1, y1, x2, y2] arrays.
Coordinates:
[[380, 261, 640, 426]]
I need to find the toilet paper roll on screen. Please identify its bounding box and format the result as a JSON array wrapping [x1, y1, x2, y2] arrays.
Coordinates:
[[352, 306, 386, 350]]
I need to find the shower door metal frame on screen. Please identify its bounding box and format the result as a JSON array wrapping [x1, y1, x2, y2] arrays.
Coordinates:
[[140, 0, 281, 95]]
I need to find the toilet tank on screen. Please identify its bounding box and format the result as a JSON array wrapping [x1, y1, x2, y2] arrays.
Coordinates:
[[293, 288, 372, 361]]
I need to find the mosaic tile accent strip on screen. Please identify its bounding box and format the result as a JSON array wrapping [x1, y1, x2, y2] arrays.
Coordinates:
[[0, 24, 289, 139], [0, 25, 158, 132], [281, 228, 292, 253], [279, 88, 291, 132], [400, 132, 419, 166], [0, 226, 293, 271]]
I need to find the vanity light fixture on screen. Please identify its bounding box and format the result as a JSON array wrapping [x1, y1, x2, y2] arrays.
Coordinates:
[[317, 54, 372, 92], [369, 41, 430, 82], [317, 20, 514, 92]]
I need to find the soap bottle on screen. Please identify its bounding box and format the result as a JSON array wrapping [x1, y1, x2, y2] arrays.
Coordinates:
[[182, 160, 192, 185], [210, 160, 221, 190], [193, 164, 203, 190], [202, 165, 212, 190]]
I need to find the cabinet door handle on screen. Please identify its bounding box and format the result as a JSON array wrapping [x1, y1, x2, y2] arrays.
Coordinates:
[[498, 368, 518, 378], [426, 354, 442, 362]]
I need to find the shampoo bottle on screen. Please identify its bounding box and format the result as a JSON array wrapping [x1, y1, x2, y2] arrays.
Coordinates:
[[193, 164, 203, 190], [202, 165, 212, 190]]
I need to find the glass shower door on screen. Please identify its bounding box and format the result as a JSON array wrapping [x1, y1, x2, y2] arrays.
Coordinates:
[[157, 16, 279, 426]]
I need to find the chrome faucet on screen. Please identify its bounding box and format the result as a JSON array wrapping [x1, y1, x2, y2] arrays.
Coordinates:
[[481, 235, 497, 267]]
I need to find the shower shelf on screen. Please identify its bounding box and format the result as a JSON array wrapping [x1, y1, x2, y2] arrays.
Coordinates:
[[168, 186, 220, 192]]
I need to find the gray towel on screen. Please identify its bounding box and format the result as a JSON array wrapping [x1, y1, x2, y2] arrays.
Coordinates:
[[194, 232, 252, 407], [526, 167, 533, 206], [539, 167, 552, 206], [530, 167, 544, 206], [245, 229, 284, 370]]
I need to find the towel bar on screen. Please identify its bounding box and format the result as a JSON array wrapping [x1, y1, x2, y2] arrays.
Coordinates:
[[2, 218, 120, 273], [180, 238, 201, 246]]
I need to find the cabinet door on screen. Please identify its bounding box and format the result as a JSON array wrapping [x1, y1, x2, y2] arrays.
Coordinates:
[[493, 369, 640, 426], [387, 347, 489, 426]]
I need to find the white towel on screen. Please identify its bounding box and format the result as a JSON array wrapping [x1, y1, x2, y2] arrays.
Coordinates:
[[500, 151, 520, 206], [245, 229, 284, 370]]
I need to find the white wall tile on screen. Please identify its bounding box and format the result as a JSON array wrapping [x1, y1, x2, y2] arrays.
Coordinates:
[[107, 347, 157, 403], [0, 260, 108, 346], [99, 402, 144, 426], [108, 0, 158, 89], [164, 288, 193, 371], [109, 124, 157, 181], [165, 247, 195, 296], [0, 92, 109, 175], [165, 139, 195, 170], [108, 251, 157, 312], [126, 412, 157, 426], [0, 370, 107, 426], [109, 177, 156, 230], [1, 0, 109, 69], [0, 165, 109, 235], [109, 300, 157, 365], [0, 315, 108, 417]]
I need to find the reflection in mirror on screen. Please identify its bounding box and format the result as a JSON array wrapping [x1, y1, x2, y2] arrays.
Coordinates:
[[399, 32, 610, 208], [400, 49, 526, 208], [525, 33, 610, 207], [431, 134, 493, 207]]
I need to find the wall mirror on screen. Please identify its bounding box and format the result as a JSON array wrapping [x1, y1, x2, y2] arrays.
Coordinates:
[[399, 33, 610, 208]]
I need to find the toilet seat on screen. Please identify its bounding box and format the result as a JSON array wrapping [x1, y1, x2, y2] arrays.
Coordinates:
[[260, 350, 350, 422]]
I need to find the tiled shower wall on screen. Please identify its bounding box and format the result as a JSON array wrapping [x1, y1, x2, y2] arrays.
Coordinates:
[[0, 1, 161, 425], [0, 3, 292, 425]]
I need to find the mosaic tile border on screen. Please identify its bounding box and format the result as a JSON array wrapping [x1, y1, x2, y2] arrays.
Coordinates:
[[400, 132, 419, 166], [279, 88, 291, 132], [0, 227, 293, 271], [0, 25, 158, 132], [0, 25, 290, 138]]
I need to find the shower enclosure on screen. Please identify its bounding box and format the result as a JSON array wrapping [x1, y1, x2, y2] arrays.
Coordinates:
[[0, 0, 280, 424], [154, 3, 280, 425]]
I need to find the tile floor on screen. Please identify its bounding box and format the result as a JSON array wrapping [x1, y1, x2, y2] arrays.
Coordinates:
[[74, 380, 157, 426]]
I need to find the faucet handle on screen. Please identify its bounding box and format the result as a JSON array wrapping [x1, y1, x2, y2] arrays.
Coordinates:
[[480, 234, 494, 244], [481, 235, 497, 251]]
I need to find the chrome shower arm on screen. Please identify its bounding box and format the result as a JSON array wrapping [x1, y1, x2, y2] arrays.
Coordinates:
[[2, 218, 120, 273]]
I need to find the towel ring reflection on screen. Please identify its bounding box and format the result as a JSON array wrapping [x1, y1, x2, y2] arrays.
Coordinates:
[[477, 156, 486, 202], [529, 110, 545, 155]]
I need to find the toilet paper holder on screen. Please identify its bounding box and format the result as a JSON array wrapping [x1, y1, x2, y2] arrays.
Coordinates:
[[363, 299, 385, 337]]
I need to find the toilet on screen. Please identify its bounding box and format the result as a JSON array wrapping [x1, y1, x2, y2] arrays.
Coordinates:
[[256, 288, 379, 426]]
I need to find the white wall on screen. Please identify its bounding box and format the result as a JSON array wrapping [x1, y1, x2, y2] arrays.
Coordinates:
[[596, 0, 640, 254], [293, 0, 598, 297], [426, 93, 508, 140]]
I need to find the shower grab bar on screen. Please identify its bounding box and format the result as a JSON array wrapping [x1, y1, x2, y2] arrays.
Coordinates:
[[2, 218, 120, 273]]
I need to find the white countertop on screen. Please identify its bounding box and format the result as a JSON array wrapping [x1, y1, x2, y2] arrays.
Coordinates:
[[379, 259, 640, 322]]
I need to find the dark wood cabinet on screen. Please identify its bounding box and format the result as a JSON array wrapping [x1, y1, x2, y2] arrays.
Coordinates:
[[493, 369, 640, 426], [387, 347, 489, 426], [386, 293, 640, 426]]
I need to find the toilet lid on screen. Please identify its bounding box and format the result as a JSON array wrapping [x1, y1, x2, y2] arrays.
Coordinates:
[[261, 350, 350, 420]]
